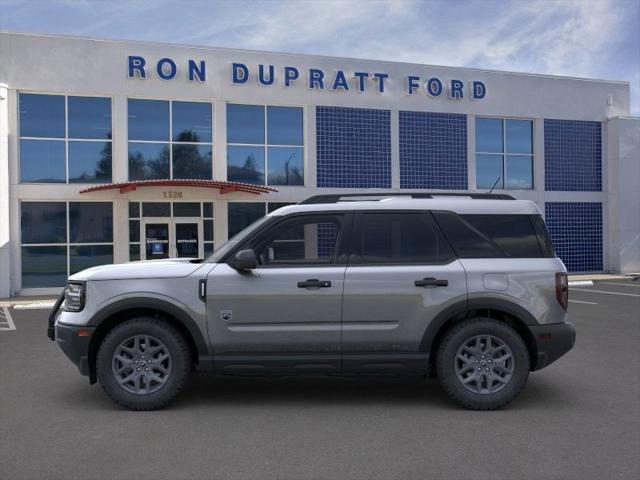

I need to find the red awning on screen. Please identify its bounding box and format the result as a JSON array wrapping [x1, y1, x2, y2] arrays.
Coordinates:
[[79, 179, 278, 195]]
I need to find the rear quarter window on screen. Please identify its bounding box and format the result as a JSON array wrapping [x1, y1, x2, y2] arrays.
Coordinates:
[[434, 212, 546, 258]]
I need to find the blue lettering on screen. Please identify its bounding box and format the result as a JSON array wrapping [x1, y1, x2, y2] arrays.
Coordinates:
[[258, 64, 275, 86], [425, 77, 443, 97], [473, 81, 486, 99], [284, 66, 299, 87], [449, 79, 464, 99], [188, 60, 205, 82], [232, 63, 249, 84], [353, 72, 368, 92], [128, 56, 146, 79], [373, 72, 388, 93], [156, 58, 177, 80], [309, 69, 324, 89], [407, 76, 420, 95], [332, 70, 349, 91]]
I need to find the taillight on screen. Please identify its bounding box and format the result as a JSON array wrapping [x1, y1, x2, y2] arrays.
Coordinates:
[[555, 272, 568, 311]]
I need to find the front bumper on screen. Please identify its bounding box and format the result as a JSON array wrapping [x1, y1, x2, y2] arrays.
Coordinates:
[[530, 321, 576, 371], [54, 322, 95, 376]]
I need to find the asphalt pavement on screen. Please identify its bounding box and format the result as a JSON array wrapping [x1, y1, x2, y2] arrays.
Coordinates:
[[1, 280, 639, 480]]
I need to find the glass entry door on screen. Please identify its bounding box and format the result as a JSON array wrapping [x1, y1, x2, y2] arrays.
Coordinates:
[[142, 218, 203, 260]]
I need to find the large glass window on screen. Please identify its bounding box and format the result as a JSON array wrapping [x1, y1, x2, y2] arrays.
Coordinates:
[[476, 118, 533, 189], [227, 104, 304, 186], [128, 99, 213, 180], [19, 93, 112, 184], [20, 202, 114, 288], [228, 203, 266, 238]]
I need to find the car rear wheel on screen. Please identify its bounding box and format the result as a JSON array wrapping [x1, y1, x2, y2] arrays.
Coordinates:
[[436, 318, 529, 410], [96, 317, 191, 410]]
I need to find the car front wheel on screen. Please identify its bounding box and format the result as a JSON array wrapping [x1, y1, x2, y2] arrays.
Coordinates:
[[96, 317, 191, 410]]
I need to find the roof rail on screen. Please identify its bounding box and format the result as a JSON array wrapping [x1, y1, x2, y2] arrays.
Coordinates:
[[298, 192, 515, 204]]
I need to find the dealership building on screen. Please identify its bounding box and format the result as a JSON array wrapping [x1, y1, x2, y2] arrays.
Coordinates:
[[0, 31, 638, 296]]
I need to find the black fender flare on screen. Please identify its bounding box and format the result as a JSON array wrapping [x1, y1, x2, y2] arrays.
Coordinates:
[[419, 297, 538, 353], [87, 297, 210, 358]]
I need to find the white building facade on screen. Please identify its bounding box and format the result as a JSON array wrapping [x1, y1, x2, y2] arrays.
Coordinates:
[[0, 32, 638, 296]]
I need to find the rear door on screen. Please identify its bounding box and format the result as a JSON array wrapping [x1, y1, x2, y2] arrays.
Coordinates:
[[341, 211, 467, 373]]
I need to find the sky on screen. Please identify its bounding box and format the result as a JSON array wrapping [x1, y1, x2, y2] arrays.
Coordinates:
[[1, 0, 639, 114]]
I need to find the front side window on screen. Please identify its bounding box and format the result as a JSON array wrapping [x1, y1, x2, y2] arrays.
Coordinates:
[[227, 104, 304, 186], [19, 93, 112, 184], [476, 118, 533, 189], [128, 99, 213, 180], [355, 212, 454, 264]]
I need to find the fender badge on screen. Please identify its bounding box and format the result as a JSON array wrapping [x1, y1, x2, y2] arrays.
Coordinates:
[[220, 310, 232, 321]]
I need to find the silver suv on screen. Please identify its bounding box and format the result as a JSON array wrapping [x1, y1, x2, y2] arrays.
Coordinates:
[[49, 193, 575, 411]]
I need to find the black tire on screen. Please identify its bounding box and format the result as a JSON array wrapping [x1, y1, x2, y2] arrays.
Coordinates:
[[96, 317, 191, 410], [436, 318, 529, 410]]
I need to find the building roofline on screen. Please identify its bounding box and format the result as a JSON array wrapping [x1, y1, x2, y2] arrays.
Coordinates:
[[0, 30, 631, 86]]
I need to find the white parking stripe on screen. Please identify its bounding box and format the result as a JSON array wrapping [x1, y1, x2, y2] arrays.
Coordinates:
[[571, 288, 640, 298], [13, 301, 56, 310], [569, 300, 598, 305], [0, 306, 16, 331], [600, 282, 640, 288]]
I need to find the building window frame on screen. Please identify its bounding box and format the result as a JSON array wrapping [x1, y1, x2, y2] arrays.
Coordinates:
[[127, 98, 215, 180], [475, 116, 534, 190], [18, 92, 113, 184], [226, 103, 305, 186], [19, 200, 115, 289]]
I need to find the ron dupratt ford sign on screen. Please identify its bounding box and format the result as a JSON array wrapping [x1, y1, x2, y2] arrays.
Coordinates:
[[127, 56, 487, 100]]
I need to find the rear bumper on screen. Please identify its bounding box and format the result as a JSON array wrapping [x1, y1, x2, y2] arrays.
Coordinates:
[[55, 322, 95, 376], [530, 321, 576, 371]]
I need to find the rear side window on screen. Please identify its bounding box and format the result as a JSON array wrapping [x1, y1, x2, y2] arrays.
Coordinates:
[[355, 212, 455, 264], [434, 212, 545, 258], [531, 214, 555, 257]]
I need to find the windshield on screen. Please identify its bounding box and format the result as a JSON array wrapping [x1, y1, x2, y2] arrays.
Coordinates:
[[206, 216, 272, 263]]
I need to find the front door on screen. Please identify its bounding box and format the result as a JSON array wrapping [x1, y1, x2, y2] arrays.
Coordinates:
[[341, 211, 468, 373], [206, 213, 349, 374], [142, 218, 203, 259]]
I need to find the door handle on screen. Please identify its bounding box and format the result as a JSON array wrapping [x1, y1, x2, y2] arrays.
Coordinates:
[[297, 279, 332, 289], [415, 277, 448, 287]]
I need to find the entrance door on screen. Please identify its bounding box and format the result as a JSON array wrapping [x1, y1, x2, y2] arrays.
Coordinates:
[[142, 218, 203, 259]]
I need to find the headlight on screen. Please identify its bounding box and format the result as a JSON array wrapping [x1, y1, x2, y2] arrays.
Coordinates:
[[64, 282, 86, 312]]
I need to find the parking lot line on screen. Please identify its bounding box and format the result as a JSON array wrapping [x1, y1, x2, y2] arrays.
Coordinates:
[[0, 306, 16, 331], [571, 288, 640, 298], [569, 299, 598, 305], [600, 282, 640, 288]]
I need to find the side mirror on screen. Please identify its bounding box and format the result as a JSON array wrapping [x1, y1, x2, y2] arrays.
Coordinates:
[[233, 249, 258, 270]]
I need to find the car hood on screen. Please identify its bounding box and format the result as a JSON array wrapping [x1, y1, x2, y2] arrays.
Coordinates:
[[68, 258, 206, 281]]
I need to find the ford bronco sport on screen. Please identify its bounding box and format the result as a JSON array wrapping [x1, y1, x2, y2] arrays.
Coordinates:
[[49, 193, 575, 410]]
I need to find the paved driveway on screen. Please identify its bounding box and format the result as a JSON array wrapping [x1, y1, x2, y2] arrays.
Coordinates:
[[1, 281, 639, 480]]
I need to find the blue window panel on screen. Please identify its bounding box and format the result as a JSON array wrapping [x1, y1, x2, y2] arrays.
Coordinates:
[[544, 119, 602, 191], [21, 246, 67, 288], [227, 145, 265, 184], [476, 154, 503, 189], [506, 155, 533, 189], [475, 117, 502, 153], [227, 104, 265, 144], [267, 106, 303, 145], [172, 144, 212, 179], [128, 142, 170, 180], [19, 93, 65, 138], [267, 146, 304, 185], [70, 245, 114, 275], [68, 141, 112, 183], [545, 202, 602, 272], [68, 96, 112, 139], [21, 202, 67, 244], [316, 106, 391, 188], [399, 111, 467, 190], [128, 99, 169, 141], [228, 203, 266, 238], [69, 202, 113, 243], [20, 139, 66, 183], [506, 119, 532, 154], [172, 101, 212, 143]]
